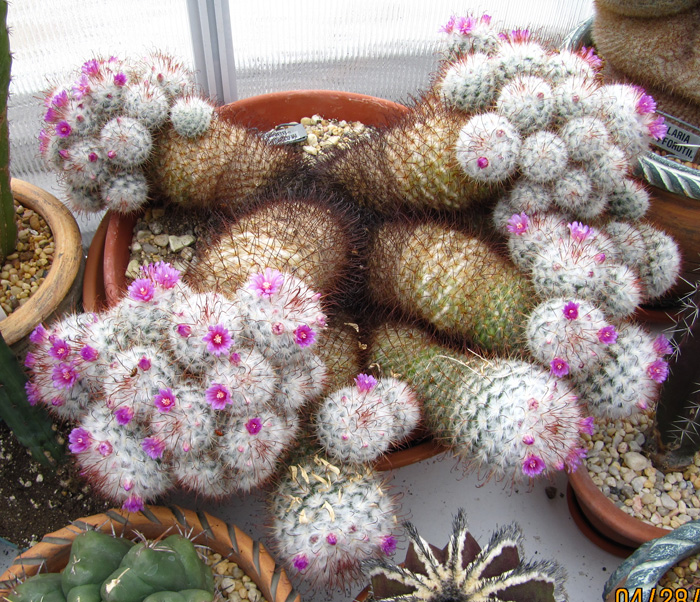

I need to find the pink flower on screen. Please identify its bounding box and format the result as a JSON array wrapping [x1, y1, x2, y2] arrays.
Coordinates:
[[128, 278, 155, 302], [294, 324, 315, 348], [230, 352, 241, 365], [653, 334, 673, 356], [38, 129, 50, 154], [522, 454, 546, 477], [81, 59, 100, 76], [80, 345, 99, 361], [68, 428, 91, 453], [648, 115, 667, 140], [476, 156, 489, 169], [272, 322, 285, 335], [48, 338, 71, 360], [154, 388, 176, 412], [355, 374, 378, 393], [550, 357, 570, 378], [113, 72, 127, 86], [597, 325, 618, 345], [98, 441, 113, 456], [24, 352, 36, 368], [71, 74, 90, 99], [522, 434, 535, 445], [249, 268, 284, 298], [51, 396, 64, 407], [51, 362, 79, 389], [507, 29, 531, 43], [440, 15, 457, 33], [565, 447, 588, 472], [25, 382, 40, 406], [137, 356, 151, 371], [636, 93, 656, 115], [55, 120, 72, 138], [29, 324, 48, 345], [594, 253, 606, 264], [506, 213, 529, 235], [568, 221, 593, 242], [579, 46, 602, 70], [246, 418, 263, 435], [176, 324, 191, 337], [88, 152, 98, 162], [562, 301, 579, 321], [51, 90, 69, 108], [380, 535, 397, 555], [292, 554, 309, 572], [152, 262, 181, 288], [142, 437, 166, 459], [114, 406, 134, 425], [647, 359, 669, 384], [326, 533, 337, 545], [122, 494, 145, 513], [206, 383, 232, 410], [44, 107, 59, 123], [203, 324, 233, 356], [580, 416, 595, 435]]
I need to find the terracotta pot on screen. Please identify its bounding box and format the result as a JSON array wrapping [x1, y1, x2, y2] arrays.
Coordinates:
[[81, 210, 110, 313], [567, 464, 671, 553], [91, 90, 409, 310], [0, 179, 83, 350], [0, 505, 300, 602]]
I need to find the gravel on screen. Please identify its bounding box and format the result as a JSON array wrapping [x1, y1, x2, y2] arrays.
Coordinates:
[[205, 551, 267, 602]]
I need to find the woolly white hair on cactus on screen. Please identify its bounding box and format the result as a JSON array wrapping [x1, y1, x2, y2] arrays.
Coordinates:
[[440, 14, 501, 57], [496, 75, 555, 135], [315, 374, 420, 464], [171, 453, 236, 498], [455, 112, 521, 182], [440, 53, 503, 113], [123, 80, 171, 129], [272, 352, 328, 412], [269, 456, 400, 590], [517, 131, 569, 183], [170, 96, 215, 138]]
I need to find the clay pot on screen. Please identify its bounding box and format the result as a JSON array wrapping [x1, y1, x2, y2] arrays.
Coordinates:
[[82, 90, 408, 312], [567, 465, 671, 556], [0, 179, 83, 352], [0, 505, 299, 602]]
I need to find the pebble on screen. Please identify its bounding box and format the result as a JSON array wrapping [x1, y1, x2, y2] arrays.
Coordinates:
[[204, 552, 267, 602], [623, 451, 650, 472]]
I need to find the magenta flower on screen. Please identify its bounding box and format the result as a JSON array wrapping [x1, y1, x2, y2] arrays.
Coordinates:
[[636, 93, 656, 115], [68, 428, 91, 453], [476, 156, 489, 169], [506, 212, 529, 235], [272, 322, 285, 335], [81, 58, 100, 76], [562, 301, 579, 321], [44, 106, 59, 123], [653, 334, 673, 356], [25, 382, 40, 406], [230, 352, 241, 365], [122, 494, 145, 513], [51, 396, 64, 407], [292, 554, 309, 572], [152, 262, 181, 288], [142, 437, 166, 459], [176, 323, 191, 337], [568, 221, 593, 242], [508, 29, 531, 43], [380, 534, 398, 555], [137, 356, 151, 371], [246, 418, 263, 435], [113, 72, 127, 86], [522, 454, 546, 477], [457, 15, 478, 35], [326, 533, 338, 545], [55, 120, 72, 138], [52, 362, 79, 389], [51, 89, 69, 108], [48, 338, 71, 360], [154, 388, 176, 412], [579, 46, 602, 69], [355, 373, 378, 393], [80, 345, 99, 361], [29, 323, 48, 345], [439, 15, 457, 33], [522, 434, 535, 445], [206, 383, 232, 410], [128, 278, 155, 302], [597, 325, 618, 345], [580, 416, 595, 435], [88, 151, 99, 163], [647, 359, 669, 384], [98, 441, 113, 457], [38, 129, 50, 154], [550, 357, 570, 378], [294, 324, 315, 348], [203, 324, 233, 355], [565, 447, 588, 472], [114, 406, 134, 425], [594, 253, 606, 264], [648, 115, 667, 140], [71, 74, 90, 99], [249, 268, 285, 298], [24, 352, 36, 368]]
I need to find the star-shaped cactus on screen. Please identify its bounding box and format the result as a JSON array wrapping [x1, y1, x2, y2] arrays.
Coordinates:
[[364, 509, 567, 602]]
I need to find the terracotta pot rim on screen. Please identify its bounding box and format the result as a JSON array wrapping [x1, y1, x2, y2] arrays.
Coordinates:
[[568, 463, 671, 549], [0, 179, 83, 345], [0, 504, 300, 602]]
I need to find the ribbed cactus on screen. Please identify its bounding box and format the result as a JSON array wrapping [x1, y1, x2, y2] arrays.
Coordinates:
[[314, 373, 420, 464], [367, 218, 536, 353], [268, 453, 400, 589], [25, 263, 329, 509], [0, 0, 16, 261], [369, 323, 591, 482]]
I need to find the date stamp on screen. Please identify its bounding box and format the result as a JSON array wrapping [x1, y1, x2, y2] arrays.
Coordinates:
[[613, 589, 699, 602]]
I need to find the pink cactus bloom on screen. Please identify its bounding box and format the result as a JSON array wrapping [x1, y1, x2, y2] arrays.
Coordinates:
[[380, 534, 398, 555], [114, 406, 134, 425], [597, 325, 618, 345], [562, 301, 579, 321], [246, 418, 263, 435], [249, 268, 284, 298], [154, 388, 176, 412], [568, 221, 594, 242], [506, 212, 530, 235], [550, 357, 570, 378], [647, 359, 669, 384], [522, 454, 546, 477], [355, 373, 378, 393], [294, 324, 316, 348], [122, 494, 145, 513], [128, 278, 155, 302], [142, 437, 166, 459], [55, 120, 72, 138], [580, 416, 595, 435], [653, 334, 673, 356], [68, 428, 91, 453], [137, 356, 152, 371], [292, 554, 309, 572], [29, 324, 48, 345], [80, 345, 99, 361], [203, 324, 233, 356], [206, 383, 232, 410], [51, 362, 79, 389]]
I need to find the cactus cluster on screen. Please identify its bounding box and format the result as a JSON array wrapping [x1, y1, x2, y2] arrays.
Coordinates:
[[7, 530, 215, 602], [24, 262, 329, 510], [39, 53, 294, 213]]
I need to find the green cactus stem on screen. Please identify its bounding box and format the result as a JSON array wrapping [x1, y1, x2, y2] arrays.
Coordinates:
[[0, 0, 17, 261], [0, 331, 64, 468]]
